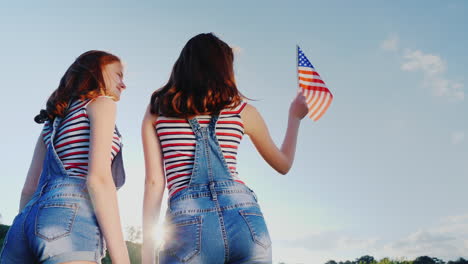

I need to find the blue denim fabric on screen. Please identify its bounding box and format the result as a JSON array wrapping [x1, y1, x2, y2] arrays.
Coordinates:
[[111, 126, 126, 189], [159, 116, 272, 264], [1, 116, 125, 264]]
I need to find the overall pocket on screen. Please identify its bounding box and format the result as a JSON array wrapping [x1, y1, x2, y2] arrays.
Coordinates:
[[239, 209, 272, 249], [35, 202, 78, 241], [162, 214, 202, 262]]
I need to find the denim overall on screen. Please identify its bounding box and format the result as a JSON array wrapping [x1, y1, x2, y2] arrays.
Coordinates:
[[159, 116, 272, 264], [0, 117, 125, 264]]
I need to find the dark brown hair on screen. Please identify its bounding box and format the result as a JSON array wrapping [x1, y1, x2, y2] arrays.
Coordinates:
[[150, 33, 245, 118], [34, 50, 121, 123]]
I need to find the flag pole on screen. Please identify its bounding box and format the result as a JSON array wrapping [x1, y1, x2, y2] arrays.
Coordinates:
[[296, 44, 300, 94]]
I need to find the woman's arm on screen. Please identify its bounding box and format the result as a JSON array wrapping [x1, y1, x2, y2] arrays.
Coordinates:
[[243, 93, 309, 175], [141, 105, 166, 264], [19, 134, 47, 211], [86, 96, 130, 264]]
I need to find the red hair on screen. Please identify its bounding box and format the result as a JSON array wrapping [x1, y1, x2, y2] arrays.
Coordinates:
[[35, 50, 120, 123]]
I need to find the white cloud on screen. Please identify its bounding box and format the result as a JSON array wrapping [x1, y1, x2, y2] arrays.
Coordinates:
[[278, 231, 379, 252], [381, 35, 464, 101], [423, 77, 464, 100], [275, 213, 468, 262], [399, 49, 464, 101], [382, 231, 460, 257], [451, 131, 465, 145], [275, 231, 380, 264], [380, 214, 468, 260], [381, 34, 399, 52], [439, 214, 468, 233], [401, 49, 446, 75], [451, 82, 465, 100]]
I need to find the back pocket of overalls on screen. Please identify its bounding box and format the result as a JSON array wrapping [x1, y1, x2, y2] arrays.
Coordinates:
[[163, 215, 202, 262], [239, 209, 272, 249], [35, 202, 78, 241]]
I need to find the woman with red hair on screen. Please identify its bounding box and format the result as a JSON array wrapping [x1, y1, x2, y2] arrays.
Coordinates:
[[0, 50, 130, 264]]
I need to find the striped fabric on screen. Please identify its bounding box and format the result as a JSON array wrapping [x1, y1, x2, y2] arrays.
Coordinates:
[[155, 102, 247, 196], [42, 97, 122, 177], [297, 45, 333, 121]]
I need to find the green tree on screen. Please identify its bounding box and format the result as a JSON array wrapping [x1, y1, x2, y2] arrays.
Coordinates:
[[448, 258, 468, 264], [377, 257, 393, 264], [102, 241, 143, 264], [356, 255, 377, 264], [414, 256, 438, 264], [0, 224, 10, 249], [125, 226, 142, 243], [432, 257, 446, 264]]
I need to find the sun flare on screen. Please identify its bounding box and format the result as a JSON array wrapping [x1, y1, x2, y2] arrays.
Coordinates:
[[152, 222, 167, 248]]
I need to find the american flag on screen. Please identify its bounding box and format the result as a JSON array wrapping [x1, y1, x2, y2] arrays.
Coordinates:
[[297, 45, 333, 121]]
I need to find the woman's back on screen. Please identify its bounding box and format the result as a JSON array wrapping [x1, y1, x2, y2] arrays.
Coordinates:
[[155, 102, 247, 196], [156, 102, 272, 263], [1, 50, 131, 264], [41, 98, 122, 178], [142, 33, 308, 264]]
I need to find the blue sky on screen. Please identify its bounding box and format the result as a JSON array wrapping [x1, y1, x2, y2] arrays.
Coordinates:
[[0, 1, 467, 263]]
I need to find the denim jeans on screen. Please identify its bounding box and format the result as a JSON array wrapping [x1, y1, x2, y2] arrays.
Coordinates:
[[0, 117, 111, 264], [0, 178, 106, 264], [159, 116, 272, 264]]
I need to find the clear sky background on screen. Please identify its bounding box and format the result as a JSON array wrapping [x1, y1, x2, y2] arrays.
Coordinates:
[[0, 1, 467, 263]]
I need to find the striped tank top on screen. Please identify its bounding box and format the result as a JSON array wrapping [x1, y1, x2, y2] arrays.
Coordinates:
[[41, 97, 123, 177], [154, 102, 247, 196]]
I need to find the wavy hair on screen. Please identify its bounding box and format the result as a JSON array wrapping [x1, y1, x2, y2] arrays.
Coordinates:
[[150, 33, 245, 118], [34, 50, 120, 123]]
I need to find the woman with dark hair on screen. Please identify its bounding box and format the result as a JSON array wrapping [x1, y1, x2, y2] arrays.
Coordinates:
[[0, 50, 130, 264], [141, 33, 308, 263]]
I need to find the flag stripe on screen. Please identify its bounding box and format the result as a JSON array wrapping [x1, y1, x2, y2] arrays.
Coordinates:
[[310, 92, 329, 119], [299, 83, 330, 91], [297, 46, 332, 121], [298, 69, 319, 75], [308, 91, 325, 115], [299, 77, 325, 84], [313, 93, 333, 121]]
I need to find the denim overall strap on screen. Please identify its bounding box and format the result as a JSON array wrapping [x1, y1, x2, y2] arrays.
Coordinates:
[[38, 117, 125, 189], [37, 117, 70, 188], [186, 116, 234, 187], [111, 126, 126, 189]]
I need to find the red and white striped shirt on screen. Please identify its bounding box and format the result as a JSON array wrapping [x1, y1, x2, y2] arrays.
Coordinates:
[[42, 97, 122, 177], [155, 102, 247, 196]]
